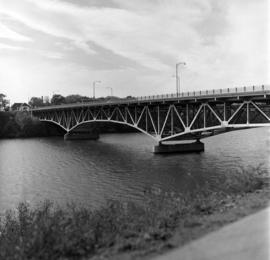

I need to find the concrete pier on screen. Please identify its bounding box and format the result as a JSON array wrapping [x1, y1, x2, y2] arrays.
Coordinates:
[[153, 140, 204, 154], [64, 131, 99, 140]]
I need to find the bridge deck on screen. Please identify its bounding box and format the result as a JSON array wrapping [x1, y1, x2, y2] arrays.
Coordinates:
[[31, 85, 269, 111], [31, 84, 270, 143]]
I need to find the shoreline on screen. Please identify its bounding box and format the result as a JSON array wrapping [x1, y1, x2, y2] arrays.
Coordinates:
[[94, 185, 269, 260], [1, 174, 268, 260], [140, 185, 269, 260]]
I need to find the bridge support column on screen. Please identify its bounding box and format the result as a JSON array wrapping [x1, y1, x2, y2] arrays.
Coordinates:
[[64, 130, 99, 141], [153, 140, 204, 154]]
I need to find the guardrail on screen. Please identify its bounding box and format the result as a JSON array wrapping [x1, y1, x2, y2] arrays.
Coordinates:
[[31, 84, 269, 111], [136, 84, 269, 101]]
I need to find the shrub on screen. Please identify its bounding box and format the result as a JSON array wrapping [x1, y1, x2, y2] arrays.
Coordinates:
[[0, 166, 268, 259]]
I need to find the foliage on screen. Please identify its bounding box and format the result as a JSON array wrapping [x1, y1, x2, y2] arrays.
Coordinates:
[[29, 97, 46, 108], [0, 93, 9, 110], [51, 94, 66, 105], [0, 111, 64, 138], [50, 94, 94, 105], [27, 94, 123, 108], [0, 166, 267, 260], [0, 93, 5, 99], [65, 94, 92, 104], [0, 112, 20, 137], [0, 111, 12, 132]]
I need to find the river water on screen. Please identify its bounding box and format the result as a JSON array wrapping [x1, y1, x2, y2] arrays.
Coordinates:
[[0, 128, 269, 212]]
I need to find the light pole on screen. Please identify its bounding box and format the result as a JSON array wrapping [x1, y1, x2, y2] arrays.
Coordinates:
[[93, 80, 101, 99], [176, 62, 186, 96], [106, 87, 113, 96]]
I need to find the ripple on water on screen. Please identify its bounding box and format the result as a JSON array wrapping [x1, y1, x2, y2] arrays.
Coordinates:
[[0, 128, 269, 212]]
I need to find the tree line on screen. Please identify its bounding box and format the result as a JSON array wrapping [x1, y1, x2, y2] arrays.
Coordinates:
[[29, 94, 125, 108], [1, 93, 134, 109], [29, 94, 93, 107]]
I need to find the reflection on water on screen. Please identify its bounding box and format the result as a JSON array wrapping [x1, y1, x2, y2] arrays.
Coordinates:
[[0, 127, 269, 212]]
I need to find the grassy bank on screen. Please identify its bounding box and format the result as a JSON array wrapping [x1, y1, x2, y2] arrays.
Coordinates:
[[0, 166, 269, 260]]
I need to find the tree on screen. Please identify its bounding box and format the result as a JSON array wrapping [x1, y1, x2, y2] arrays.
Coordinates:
[[51, 94, 66, 105], [65, 94, 83, 104], [65, 94, 94, 104], [29, 97, 44, 108], [0, 93, 9, 110]]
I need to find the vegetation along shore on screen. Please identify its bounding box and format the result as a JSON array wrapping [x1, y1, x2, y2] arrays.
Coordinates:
[[0, 111, 63, 138], [0, 111, 137, 139], [0, 165, 269, 260]]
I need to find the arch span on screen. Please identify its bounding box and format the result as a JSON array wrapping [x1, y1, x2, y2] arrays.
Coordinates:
[[40, 119, 68, 133], [68, 119, 158, 141]]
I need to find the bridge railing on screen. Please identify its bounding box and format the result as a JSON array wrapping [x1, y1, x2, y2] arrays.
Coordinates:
[[136, 84, 269, 101], [31, 84, 269, 111]]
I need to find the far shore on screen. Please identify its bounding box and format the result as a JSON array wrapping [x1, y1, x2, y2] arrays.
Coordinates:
[[0, 111, 138, 139]]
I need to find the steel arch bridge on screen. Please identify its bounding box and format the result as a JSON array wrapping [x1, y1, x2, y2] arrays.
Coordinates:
[[31, 85, 270, 143]]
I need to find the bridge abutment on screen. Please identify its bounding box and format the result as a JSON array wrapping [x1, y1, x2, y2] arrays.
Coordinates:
[[153, 140, 204, 154]]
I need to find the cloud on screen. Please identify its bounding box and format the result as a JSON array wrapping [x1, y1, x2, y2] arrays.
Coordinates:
[[0, 0, 268, 103], [0, 22, 32, 42], [0, 42, 25, 50], [59, 0, 119, 9], [0, 0, 205, 70]]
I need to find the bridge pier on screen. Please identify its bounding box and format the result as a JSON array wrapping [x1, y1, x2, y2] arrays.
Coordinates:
[[64, 130, 99, 141], [153, 140, 204, 154]]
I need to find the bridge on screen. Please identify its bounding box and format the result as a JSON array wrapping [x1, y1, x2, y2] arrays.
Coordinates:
[[31, 85, 270, 153]]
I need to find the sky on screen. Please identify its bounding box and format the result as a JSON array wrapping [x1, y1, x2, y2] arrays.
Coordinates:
[[0, 0, 269, 103]]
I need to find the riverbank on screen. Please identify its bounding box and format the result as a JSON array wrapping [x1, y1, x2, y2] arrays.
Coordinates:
[[154, 205, 270, 260], [0, 111, 137, 139], [139, 183, 269, 260], [0, 111, 64, 138], [0, 166, 269, 260]]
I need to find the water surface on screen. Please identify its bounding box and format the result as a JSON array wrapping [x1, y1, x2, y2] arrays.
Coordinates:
[[0, 128, 269, 212]]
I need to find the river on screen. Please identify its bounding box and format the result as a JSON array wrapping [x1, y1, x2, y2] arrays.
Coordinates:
[[0, 127, 269, 212]]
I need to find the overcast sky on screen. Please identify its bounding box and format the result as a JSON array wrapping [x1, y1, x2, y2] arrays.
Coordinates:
[[0, 0, 269, 103]]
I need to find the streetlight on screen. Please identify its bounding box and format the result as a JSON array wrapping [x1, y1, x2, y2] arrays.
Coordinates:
[[106, 87, 113, 96], [176, 62, 186, 96], [93, 80, 101, 99]]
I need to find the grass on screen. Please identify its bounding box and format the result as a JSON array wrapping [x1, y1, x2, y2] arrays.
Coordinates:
[[0, 166, 268, 260]]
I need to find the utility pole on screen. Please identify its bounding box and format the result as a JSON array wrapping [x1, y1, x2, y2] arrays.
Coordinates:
[[176, 62, 186, 96], [93, 80, 101, 99], [106, 87, 113, 96]]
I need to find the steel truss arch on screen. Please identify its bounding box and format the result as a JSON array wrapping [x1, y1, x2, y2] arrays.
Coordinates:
[[68, 119, 158, 141], [39, 119, 68, 132], [32, 91, 270, 143]]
